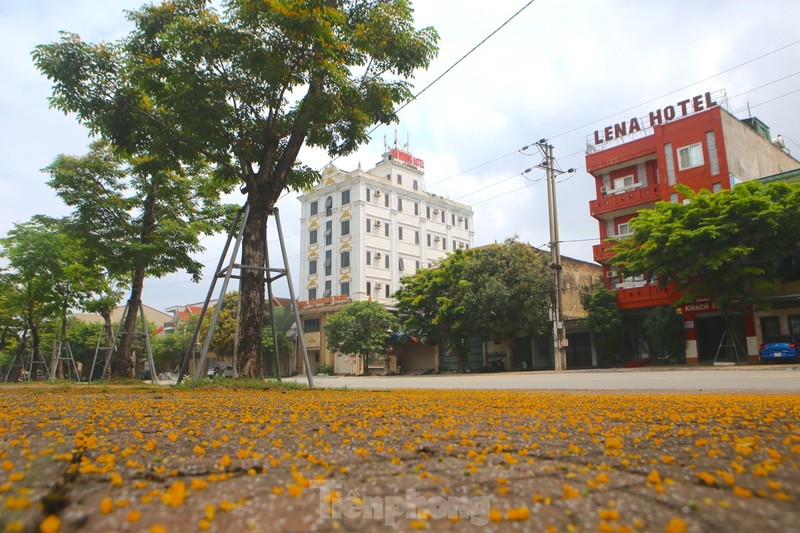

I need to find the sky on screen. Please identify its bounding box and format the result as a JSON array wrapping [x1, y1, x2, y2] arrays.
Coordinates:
[[2, 0, 800, 312]]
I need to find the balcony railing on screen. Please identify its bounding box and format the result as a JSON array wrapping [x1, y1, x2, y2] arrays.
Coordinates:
[[592, 241, 618, 263], [615, 283, 677, 309], [590, 183, 661, 217]]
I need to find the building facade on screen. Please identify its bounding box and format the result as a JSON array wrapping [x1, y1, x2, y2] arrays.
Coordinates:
[[586, 91, 799, 363], [296, 146, 474, 373]]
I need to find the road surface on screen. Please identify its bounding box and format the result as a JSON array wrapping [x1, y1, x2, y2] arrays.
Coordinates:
[[286, 365, 800, 391]]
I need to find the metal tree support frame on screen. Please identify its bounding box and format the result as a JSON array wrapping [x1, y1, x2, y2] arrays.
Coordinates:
[[50, 340, 80, 382], [176, 205, 314, 389], [88, 302, 158, 385]]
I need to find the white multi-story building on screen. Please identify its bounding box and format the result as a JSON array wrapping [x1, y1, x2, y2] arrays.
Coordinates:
[[295, 146, 474, 374], [298, 146, 474, 304]]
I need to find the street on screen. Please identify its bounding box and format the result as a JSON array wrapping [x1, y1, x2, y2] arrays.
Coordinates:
[[286, 364, 800, 391]]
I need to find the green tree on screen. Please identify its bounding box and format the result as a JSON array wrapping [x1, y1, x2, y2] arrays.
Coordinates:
[[611, 182, 800, 356], [34, 0, 438, 378], [642, 306, 686, 362], [395, 250, 472, 371], [395, 239, 552, 371], [579, 286, 624, 367], [0, 216, 106, 379], [43, 142, 230, 377], [325, 301, 397, 376]]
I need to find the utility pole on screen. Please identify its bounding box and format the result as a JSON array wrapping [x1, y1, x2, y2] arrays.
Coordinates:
[[535, 140, 572, 371]]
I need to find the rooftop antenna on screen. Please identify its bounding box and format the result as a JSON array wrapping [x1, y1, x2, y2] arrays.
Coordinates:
[[406, 132, 410, 151], [383, 134, 387, 152], [393, 129, 398, 148]]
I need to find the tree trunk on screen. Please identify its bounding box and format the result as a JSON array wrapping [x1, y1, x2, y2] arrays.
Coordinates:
[[118, 264, 146, 378], [236, 204, 267, 378]]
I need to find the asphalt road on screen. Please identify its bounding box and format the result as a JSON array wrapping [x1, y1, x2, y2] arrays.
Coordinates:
[[286, 364, 800, 391]]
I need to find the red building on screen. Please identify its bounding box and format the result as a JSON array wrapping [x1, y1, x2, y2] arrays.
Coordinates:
[[586, 91, 799, 364]]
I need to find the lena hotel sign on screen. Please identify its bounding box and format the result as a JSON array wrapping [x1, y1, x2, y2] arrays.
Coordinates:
[[593, 92, 718, 145]]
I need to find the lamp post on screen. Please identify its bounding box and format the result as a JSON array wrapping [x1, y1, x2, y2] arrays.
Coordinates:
[[535, 140, 573, 371]]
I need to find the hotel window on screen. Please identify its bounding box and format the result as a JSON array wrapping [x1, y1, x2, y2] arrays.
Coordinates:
[[451, 214, 456, 226], [309, 259, 317, 275], [310, 201, 318, 216], [397, 197, 403, 211], [341, 282, 350, 297], [384, 193, 390, 207], [366, 251, 371, 266], [617, 222, 632, 237], [341, 219, 350, 236], [325, 220, 332, 246], [440, 210, 445, 223], [712, 182, 722, 193], [664, 143, 676, 185], [464, 218, 469, 230], [324, 250, 332, 276], [309, 229, 317, 245], [397, 174, 403, 185], [413, 179, 418, 190], [670, 193, 679, 203], [427, 234, 432, 247], [426, 205, 431, 219], [325, 195, 333, 216], [308, 288, 316, 301], [399, 257, 405, 271], [416, 260, 421, 270], [384, 284, 390, 298], [341, 251, 350, 268], [414, 202, 419, 215], [398, 227, 404, 240], [384, 254, 390, 269], [415, 231, 420, 244], [341, 189, 350, 205], [366, 218, 371, 233], [613, 175, 634, 190], [678, 142, 704, 170], [366, 188, 371, 202], [366, 282, 371, 296], [304, 318, 320, 332], [324, 280, 331, 297], [384, 223, 389, 237]]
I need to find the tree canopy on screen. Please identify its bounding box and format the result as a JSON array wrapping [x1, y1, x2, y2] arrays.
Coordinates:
[[325, 300, 397, 375], [34, 0, 439, 378], [395, 238, 552, 370], [0, 216, 107, 378], [610, 181, 800, 311]]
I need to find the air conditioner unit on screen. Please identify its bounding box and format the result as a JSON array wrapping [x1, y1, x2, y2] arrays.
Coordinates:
[[433, 208, 440, 214], [606, 270, 617, 278], [374, 220, 382, 227], [374, 252, 382, 259], [374, 283, 383, 290], [375, 190, 382, 197], [600, 186, 608, 194], [458, 216, 463, 221], [434, 236, 440, 242], [458, 242, 465, 249]]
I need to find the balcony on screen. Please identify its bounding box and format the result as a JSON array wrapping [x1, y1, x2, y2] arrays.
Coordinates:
[[589, 183, 661, 218], [615, 283, 677, 310], [592, 241, 617, 263]]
